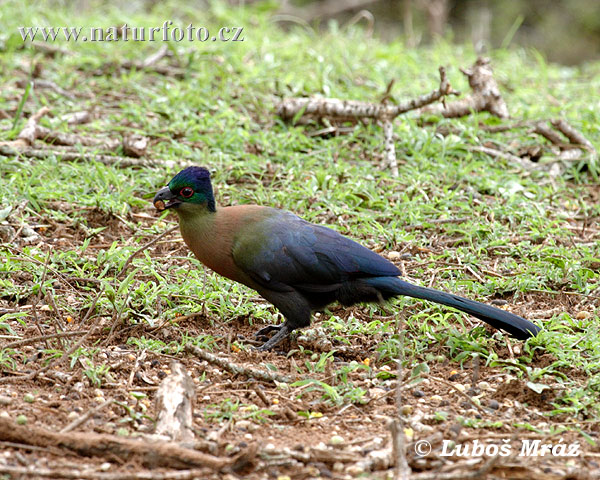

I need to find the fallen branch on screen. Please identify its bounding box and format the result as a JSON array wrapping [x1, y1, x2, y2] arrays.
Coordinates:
[[393, 314, 411, 480], [123, 134, 149, 157], [0, 466, 210, 480], [532, 121, 564, 146], [31, 79, 72, 97], [35, 125, 119, 148], [3, 330, 85, 349], [61, 110, 92, 125], [0, 416, 233, 471], [422, 57, 508, 118], [277, 66, 456, 124], [0, 145, 154, 167], [99, 48, 184, 78], [142, 45, 170, 68], [185, 344, 294, 384], [551, 118, 596, 153], [0, 107, 151, 165], [276, 0, 379, 22], [467, 145, 540, 171], [14, 106, 50, 147]]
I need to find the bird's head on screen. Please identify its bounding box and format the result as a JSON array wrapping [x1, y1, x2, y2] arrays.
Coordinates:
[[153, 166, 216, 213]]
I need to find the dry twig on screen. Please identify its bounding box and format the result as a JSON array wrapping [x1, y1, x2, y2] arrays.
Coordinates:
[[185, 344, 294, 384], [0, 144, 154, 167], [0, 106, 153, 166], [3, 330, 85, 349], [412, 454, 501, 479], [422, 57, 508, 118], [60, 399, 114, 433], [13, 106, 50, 147], [277, 66, 456, 124]]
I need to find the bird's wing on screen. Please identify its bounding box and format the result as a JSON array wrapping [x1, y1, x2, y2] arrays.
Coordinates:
[[232, 210, 400, 293]]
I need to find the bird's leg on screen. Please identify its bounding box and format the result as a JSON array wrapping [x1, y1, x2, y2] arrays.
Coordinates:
[[254, 292, 312, 351], [256, 323, 292, 351]]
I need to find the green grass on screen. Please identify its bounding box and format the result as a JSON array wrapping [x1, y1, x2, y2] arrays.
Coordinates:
[[0, 0, 599, 430]]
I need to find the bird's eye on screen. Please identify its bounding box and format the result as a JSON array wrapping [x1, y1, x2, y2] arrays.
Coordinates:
[[180, 187, 194, 198]]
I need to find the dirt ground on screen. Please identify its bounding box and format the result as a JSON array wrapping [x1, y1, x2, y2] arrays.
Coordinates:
[[1, 198, 599, 480]]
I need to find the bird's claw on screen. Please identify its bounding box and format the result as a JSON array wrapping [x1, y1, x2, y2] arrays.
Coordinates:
[[254, 324, 283, 340], [254, 324, 291, 351]]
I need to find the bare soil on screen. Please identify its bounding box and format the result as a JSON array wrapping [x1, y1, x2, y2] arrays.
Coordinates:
[[1, 202, 599, 479]]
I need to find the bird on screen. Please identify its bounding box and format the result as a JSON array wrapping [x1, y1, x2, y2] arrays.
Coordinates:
[[154, 166, 541, 351]]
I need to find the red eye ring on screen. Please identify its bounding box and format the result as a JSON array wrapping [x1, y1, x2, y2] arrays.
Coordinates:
[[180, 187, 194, 198]]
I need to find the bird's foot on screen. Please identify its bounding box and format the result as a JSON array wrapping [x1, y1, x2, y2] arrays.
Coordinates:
[[254, 324, 283, 340], [256, 324, 291, 351]]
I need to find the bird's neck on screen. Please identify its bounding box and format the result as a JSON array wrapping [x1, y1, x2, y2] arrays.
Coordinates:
[[176, 205, 236, 279], [175, 204, 264, 287], [176, 204, 216, 240]]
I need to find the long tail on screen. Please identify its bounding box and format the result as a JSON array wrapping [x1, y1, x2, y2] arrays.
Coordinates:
[[365, 277, 541, 340]]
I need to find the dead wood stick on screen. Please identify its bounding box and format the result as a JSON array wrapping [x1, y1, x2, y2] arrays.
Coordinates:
[[533, 121, 565, 145], [404, 216, 471, 231], [551, 118, 596, 152], [3, 330, 85, 349], [0, 145, 154, 167], [115, 59, 185, 78], [287, 447, 360, 464], [32, 79, 73, 97], [15, 106, 50, 147], [411, 454, 501, 479], [154, 361, 195, 443], [476, 120, 532, 133], [185, 344, 294, 384], [277, 0, 379, 21], [382, 119, 399, 177], [467, 145, 538, 171], [35, 125, 119, 148], [60, 399, 114, 433], [127, 350, 147, 388], [61, 110, 92, 125], [29, 41, 74, 56], [0, 466, 210, 480], [142, 45, 170, 68], [277, 66, 456, 123], [422, 57, 508, 118], [0, 416, 231, 470], [123, 134, 149, 158], [392, 313, 410, 479]]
